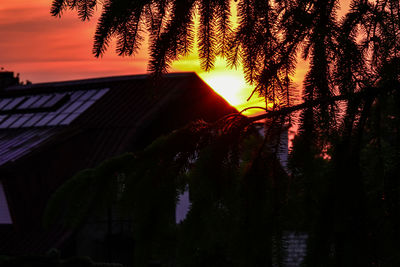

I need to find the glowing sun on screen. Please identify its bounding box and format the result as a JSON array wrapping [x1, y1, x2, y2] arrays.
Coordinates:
[[173, 56, 265, 115], [198, 69, 264, 115], [201, 72, 246, 106]]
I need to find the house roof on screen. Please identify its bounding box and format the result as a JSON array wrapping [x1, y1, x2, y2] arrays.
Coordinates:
[[0, 87, 108, 166], [0, 72, 236, 169], [0, 72, 237, 255]]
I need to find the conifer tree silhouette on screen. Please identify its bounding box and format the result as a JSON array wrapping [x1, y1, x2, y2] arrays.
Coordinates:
[[47, 0, 400, 265]]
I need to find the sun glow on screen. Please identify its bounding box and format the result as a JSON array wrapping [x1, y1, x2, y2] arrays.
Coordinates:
[[169, 1, 266, 116], [173, 57, 265, 115], [200, 69, 266, 115], [201, 72, 246, 106]]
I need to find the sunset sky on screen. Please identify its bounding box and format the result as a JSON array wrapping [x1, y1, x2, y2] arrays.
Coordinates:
[[0, 0, 350, 113]]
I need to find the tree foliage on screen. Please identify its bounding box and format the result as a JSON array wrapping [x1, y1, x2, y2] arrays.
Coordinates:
[[47, 0, 400, 266]]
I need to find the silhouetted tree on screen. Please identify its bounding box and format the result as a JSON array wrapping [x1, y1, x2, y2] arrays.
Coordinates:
[[47, 0, 400, 266]]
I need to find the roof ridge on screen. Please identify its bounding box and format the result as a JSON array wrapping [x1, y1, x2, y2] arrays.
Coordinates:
[[4, 72, 198, 91]]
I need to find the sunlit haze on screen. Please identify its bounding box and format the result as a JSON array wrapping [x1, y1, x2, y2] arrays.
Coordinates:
[[0, 0, 350, 115]]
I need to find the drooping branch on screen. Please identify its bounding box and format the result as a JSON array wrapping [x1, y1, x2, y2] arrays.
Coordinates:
[[216, 84, 400, 129]]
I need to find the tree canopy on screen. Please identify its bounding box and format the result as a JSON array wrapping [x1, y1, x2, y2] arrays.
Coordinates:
[[47, 0, 400, 266]]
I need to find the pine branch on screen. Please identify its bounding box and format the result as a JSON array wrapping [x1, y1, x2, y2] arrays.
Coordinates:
[[244, 84, 399, 124], [215, 0, 232, 57], [116, 10, 143, 56], [77, 0, 96, 21], [198, 0, 217, 71], [148, 0, 196, 76], [50, 0, 67, 17], [92, 2, 116, 57]]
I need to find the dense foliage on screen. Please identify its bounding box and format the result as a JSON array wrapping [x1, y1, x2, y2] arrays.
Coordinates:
[[47, 0, 400, 266]]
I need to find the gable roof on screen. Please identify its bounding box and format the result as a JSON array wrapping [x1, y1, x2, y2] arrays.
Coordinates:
[[0, 72, 236, 169], [0, 72, 237, 255]]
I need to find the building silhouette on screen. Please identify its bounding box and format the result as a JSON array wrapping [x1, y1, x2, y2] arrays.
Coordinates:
[[0, 72, 236, 263]]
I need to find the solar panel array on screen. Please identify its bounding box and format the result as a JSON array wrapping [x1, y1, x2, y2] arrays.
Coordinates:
[[0, 128, 58, 166], [0, 88, 109, 129]]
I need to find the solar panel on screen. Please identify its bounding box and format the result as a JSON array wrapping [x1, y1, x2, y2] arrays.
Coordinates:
[[0, 99, 12, 109], [17, 95, 41, 109], [60, 113, 81, 125], [79, 90, 98, 101], [0, 115, 21, 128], [69, 91, 86, 101], [62, 101, 84, 114], [3, 97, 25, 110], [42, 93, 66, 108], [91, 89, 108, 100], [36, 114, 57, 127], [0, 88, 109, 128], [9, 115, 32, 128], [22, 114, 45, 127], [28, 95, 52, 109], [74, 100, 95, 114], [47, 113, 69, 126], [0, 128, 59, 166], [0, 115, 8, 124]]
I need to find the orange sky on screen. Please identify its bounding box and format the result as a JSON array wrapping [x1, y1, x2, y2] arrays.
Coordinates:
[[0, 0, 147, 82], [0, 0, 351, 113]]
